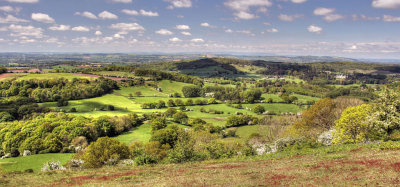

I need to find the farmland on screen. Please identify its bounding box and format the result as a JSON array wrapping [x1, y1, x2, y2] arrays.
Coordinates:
[[0, 57, 399, 187]]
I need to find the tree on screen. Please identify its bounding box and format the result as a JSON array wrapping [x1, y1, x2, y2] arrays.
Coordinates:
[[252, 105, 265, 114], [241, 89, 262, 103], [150, 125, 184, 148], [182, 86, 202, 98], [167, 99, 176, 107], [173, 111, 188, 124], [156, 100, 166, 109], [135, 91, 142, 97], [164, 108, 177, 117], [82, 137, 130, 168], [175, 99, 184, 106], [333, 104, 376, 144], [208, 98, 217, 104], [185, 99, 194, 106], [151, 117, 167, 131]]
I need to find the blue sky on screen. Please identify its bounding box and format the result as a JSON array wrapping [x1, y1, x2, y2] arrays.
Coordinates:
[[0, 0, 400, 58]]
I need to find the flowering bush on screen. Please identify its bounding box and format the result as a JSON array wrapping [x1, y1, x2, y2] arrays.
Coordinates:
[[41, 161, 66, 172]]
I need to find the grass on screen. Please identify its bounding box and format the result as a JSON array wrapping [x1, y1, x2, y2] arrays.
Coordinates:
[[0, 153, 73, 172], [1, 73, 95, 81], [114, 123, 152, 145], [2, 144, 400, 186]]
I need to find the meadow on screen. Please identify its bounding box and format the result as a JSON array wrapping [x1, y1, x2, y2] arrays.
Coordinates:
[[2, 143, 400, 186]]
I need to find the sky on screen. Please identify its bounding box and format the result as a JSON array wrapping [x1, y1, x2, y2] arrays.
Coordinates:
[[0, 0, 400, 59]]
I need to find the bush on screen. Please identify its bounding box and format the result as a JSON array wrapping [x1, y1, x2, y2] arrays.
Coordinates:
[[150, 125, 183, 148], [173, 112, 188, 124], [164, 108, 177, 117], [333, 104, 377, 144], [41, 161, 66, 172], [81, 137, 130, 168], [252, 105, 265, 114], [151, 116, 167, 131]]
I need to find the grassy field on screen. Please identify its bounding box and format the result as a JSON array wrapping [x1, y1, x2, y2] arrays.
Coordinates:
[[2, 144, 400, 186], [0, 73, 95, 81], [114, 123, 152, 145], [0, 153, 73, 172]]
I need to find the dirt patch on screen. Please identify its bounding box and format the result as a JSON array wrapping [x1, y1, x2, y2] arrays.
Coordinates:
[[55, 169, 142, 186]]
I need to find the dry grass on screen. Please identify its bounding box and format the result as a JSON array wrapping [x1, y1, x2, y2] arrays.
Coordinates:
[[1, 146, 400, 186]]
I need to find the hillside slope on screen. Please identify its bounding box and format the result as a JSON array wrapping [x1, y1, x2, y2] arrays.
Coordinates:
[[2, 145, 400, 186]]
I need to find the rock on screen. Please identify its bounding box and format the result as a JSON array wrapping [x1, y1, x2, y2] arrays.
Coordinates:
[[1, 153, 11, 159], [318, 129, 335, 146], [23, 150, 31, 157]]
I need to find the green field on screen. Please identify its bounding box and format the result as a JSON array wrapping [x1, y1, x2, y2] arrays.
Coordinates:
[[0, 153, 73, 172], [114, 123, 152, 145], [0, 73, 95, 81]]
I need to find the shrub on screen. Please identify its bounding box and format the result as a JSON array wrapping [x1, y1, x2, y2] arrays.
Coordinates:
[[150, 125, 183, 148], [333, 104, 378, 144], [173, 112, 188, 124], [252, 105, 265, 114], [151, 117, 167, 131], [81, 137, 130, 168], [167, 99, 176, 107], [208, 98, 217, 104], [69, 107, 77, 112], [164, 108, 177, 117]]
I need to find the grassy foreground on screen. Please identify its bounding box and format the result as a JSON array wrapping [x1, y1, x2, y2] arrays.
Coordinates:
[[1, 144, 400, 186]]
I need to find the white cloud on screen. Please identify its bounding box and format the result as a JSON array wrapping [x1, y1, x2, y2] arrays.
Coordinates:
[[181, 31, 191, 36], [313, 7, 335, 16], [109, 22, 145, 32], [291, 0, 307, 3], [357, 14, 380, 21], [121, 9, 139, 16], [235, 11, 256, 20], [8, 24, 43, 38], [139, 10, 159, 17], [169, 37, 182, 42], [114, 33, 124, 39], [111, 0, 132, 3], [224, 29, 255, 36], [200, 22, 211, 27], [176, 25, 190, 30], [313, 8, 344, 22], [267, 28, 278, 33], [72, 26, 90, 32], [95, 31, 102, 35], [372, 0, 400, 9], [278, 14, 303, 22], [0, 6, 14, 12], [6, 0, 38, 3], [0, 15, 28, 23], [323, 14, 345, 22], [307, 24, 322, 34], [224, 0, 272, 20], [98, 11, 118, 19], [49, 24, 70, 31], [383, 15, 400, 22], [75, 11, 98, 19], [191, 38, 204, 43], [31, 13, 55, 23], [165, 0, 192, 9], [156, 29, 173, 35]]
